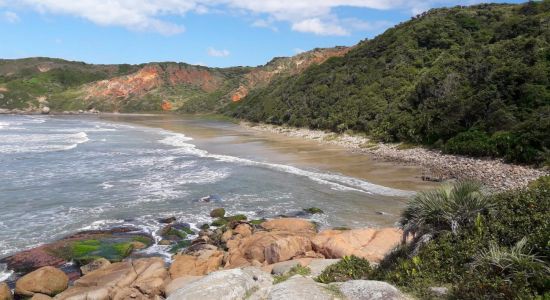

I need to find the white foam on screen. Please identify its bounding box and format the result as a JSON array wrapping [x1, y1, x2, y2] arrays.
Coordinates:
[[0, 132, 89, 154], [159, 132, 414, 197], [0, 264, 13, 282]]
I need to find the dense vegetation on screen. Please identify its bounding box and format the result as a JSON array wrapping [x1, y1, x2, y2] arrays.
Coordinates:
[[316, 177, 550, 299], [229, 1, 550, 165]]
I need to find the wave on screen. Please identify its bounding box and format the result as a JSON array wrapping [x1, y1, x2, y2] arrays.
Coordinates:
[[158, 132, 414, 197], [0, 132, 89, 154]]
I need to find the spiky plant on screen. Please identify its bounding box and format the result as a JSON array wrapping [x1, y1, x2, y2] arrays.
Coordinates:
[[472, 237, 550, 280], [401, 180, 493, 244]]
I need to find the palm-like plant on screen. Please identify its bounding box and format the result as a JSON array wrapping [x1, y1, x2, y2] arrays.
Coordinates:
[[401, 180, 493, 244]]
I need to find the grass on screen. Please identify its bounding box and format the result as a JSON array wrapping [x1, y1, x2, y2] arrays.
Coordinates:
[[316, 256, 373, 284], [273, 265, 311, 284]]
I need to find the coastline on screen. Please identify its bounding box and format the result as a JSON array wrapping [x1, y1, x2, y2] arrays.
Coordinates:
[[241, 122, 548, 191]]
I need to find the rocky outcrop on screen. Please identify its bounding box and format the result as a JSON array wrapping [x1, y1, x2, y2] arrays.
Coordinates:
[[170, 248, 224, 278], [339, 280, 408, 300], [166, 267, 272, 300], [15, 266, 69, 297], [265, 276, 337, 300], [55, 257, 168, 300], [312, 228, 402, 262], [80, 258, 111, 275], [0, 283, 12, 300], [261, 218, 317, 235]]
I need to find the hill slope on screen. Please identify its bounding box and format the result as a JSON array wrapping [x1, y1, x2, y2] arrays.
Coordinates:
[[229, 1, 550, 165], [0, 47, 349, 113]]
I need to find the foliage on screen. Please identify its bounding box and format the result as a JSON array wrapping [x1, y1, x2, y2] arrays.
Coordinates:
[[371, 178, 550, 299], [229, 1, 550, 165], [303, 207, 324, 214], [401, 180, 493, 243], [316, 256, 373, 283], [273, 265, 311, 284]]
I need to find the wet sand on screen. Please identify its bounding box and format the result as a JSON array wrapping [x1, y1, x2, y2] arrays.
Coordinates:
[[100, 114, 438, 193]]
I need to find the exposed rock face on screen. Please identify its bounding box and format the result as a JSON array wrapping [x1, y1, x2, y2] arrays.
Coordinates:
[[166, 268, 272, 300], [0, 282, 12, 300], [15, 266, 69, 297], [30, 294, 52, 300], [170, 249, 224, 278], [339, 280, 407, 300], [266, 276, 336, 300], [55, 258, 168, 300], [230, 47, 351, 102], [80, 258, 111, 275], [261, 218, 317, 235], [312, 228, 402, 262]]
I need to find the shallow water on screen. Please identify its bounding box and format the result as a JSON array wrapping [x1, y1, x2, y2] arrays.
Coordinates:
[[0, 114, 435, 263]]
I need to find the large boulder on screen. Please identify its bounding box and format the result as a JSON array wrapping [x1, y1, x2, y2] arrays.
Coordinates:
[[54, 258, 168, 300], [261, 218, 316, 235], [266, 276, 337, 300], [225, 231, 315, 268], [170, 249, 224, 278], [167, 268, 272, 300], [80, 258, 111, 275], [15, 266, 69, 297], [0, 283, 12, 300], [311, 228, 402, 262], [339, 280, 407, 300]]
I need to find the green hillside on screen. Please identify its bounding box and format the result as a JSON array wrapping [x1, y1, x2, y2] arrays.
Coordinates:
[[228, 1, 550, 165]]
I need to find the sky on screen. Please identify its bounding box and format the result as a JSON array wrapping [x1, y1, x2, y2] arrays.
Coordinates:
[[0, 0, 524, 67]]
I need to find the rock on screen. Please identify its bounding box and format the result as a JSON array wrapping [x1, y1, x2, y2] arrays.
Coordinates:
[[428, 286, 449, 297], [311, 228, 402, 263], [0, 283, 12, 300], [158, 240, 173, 245], [41, 107, 50, 114], [221, 230, 233, 243], [31, 294, 52, 300], [266, 276, 336, 300], [80, 258, 111, 275], [225, 231, 313, 268], [307, 259, 341, 278], [0, 227, 153, 274], [261, 218, 317, 235], [210, 208, 226, 218], [170, 250, 224, 278], [55, 258, 168, 300], [304, 207, 324, 214], [159, 216, 176, 224], [233, 224, 252, 238], [339, 280, 406, 300], [167, 267, 272, 300], [15, 266, 69, 297], [165, 276, 204, 296], [270, 260, 305, 276]]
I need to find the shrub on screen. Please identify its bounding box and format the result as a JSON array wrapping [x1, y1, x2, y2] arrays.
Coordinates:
[[444, 130, 496, 157], [401, 180, 493, 244], [316, 256, 373, 283]]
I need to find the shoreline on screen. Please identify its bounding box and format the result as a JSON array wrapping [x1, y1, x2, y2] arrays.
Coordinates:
[[242, 122, 548, 191]]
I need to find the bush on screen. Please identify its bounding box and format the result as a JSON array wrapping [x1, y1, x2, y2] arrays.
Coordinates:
[[316, 256, 373, 283], [444, 130, 496, 157]]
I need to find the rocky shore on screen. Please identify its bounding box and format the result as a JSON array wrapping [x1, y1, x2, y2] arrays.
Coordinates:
[[0, 210, 411, 300], [243, 122, 548, 191]]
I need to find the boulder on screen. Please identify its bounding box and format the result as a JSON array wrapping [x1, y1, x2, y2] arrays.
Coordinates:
[[225, 231, 313, 268], [339, 280, 406, 300], [167, 268, 272, 300], [15, 266, 69, 297], [233, 224, 252, 238], [170, 250, 224, 278], [159, 216, 176, 224], [80, 258, 111, 275], [0, 283, 12, 300], [41, 107, 50, 115], [307, 259, 341, 278], [428, 286, 449, 297], [31, 294, 52, 300], [55, 258, 168, 300], [165, 276, 204, 296], [261, 218, 317, 235], [266, 276, 336, 300], [311, 228, 402, 262], [210, 208, 226, 218]]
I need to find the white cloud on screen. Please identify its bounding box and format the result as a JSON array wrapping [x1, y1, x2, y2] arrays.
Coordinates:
[[207, 47, 230, 57], [252, 19, 278, 32], [2, 11, 20, 23], [1, 0, 462, 35], [292, 18, 348, 36]]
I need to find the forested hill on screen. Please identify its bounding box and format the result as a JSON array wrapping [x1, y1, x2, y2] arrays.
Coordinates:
[[228, 1, 550, 165]]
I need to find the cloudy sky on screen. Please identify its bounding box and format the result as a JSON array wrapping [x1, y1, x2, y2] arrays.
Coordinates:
[[0, 0, 522, 67]]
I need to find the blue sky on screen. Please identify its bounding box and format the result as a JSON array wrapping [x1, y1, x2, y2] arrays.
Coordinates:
[[0, 0, 523, 67]]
